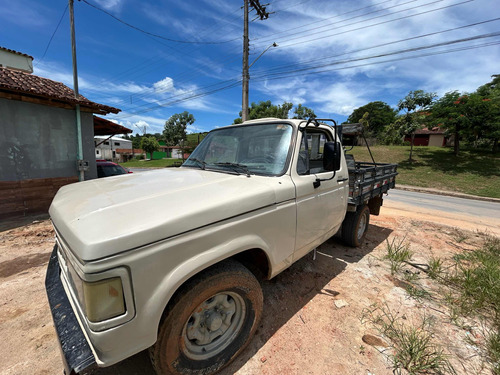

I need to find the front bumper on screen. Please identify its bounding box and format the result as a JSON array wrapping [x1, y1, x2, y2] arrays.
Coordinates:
[[45, 245, 96, 374]]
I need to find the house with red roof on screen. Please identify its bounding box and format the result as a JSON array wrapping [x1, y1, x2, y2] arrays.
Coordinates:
[[404, 127, 448, 147], [0, 47, 127, 219]]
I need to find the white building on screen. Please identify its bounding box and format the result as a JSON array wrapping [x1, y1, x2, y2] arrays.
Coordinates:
[[95, 136, 132, 162]]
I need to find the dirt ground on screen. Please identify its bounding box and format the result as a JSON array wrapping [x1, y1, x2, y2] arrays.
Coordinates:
[[0, 203, 497, 375]]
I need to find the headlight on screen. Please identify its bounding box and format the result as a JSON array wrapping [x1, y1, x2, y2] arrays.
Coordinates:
[[83, 277, 126, 322], [66, 261, 126, 322]]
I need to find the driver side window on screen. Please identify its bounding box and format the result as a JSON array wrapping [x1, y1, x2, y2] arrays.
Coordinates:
[[297, 131, 331, 175]]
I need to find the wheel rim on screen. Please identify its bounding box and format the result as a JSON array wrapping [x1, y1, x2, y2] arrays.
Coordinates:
[[357, 212, 367, 241], [182, 292, 246, 360]]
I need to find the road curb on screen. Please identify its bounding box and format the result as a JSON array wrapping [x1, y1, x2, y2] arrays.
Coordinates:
[[395, 185, 500, 203]]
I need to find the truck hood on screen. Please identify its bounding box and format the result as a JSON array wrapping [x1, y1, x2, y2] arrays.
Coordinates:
[[50, 168, 291, 261]]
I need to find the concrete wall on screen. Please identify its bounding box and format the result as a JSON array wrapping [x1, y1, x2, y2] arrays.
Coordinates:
[[0, 50, 33, 73], [0, 98, 97, 181], [95, 136, 132, 160], [428, 134, 445, 147]]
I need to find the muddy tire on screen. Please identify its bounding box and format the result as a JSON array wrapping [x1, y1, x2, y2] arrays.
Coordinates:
[[341, 205, 370, 247], [149, 260, 263, 375]]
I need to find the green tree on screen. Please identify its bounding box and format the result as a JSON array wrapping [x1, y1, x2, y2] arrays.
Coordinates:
[[233, 101, 293, 124], [475, 75, 500, 152], [163, 111, 195, 146], [141, 136, 160, 160], [346, 101, 397, 136], [380, 117, 406, 145], [292, 104, 316, 119], [428, 91, 465, 155], [397, 90, 436, 162], [429, 82, 500, 155]]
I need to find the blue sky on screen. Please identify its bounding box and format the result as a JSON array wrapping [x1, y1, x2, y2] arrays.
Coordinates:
[[1, 0, 499, 134]]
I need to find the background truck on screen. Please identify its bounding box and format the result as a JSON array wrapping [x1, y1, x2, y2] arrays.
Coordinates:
[[45, 118, 397, 375]]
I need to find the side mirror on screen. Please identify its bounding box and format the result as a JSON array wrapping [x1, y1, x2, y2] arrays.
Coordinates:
[[323, 142, 341, 171]]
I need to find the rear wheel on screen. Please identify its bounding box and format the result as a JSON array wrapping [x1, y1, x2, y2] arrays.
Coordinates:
[[150, 260, 263, 375], [341, 205, 370, 247]]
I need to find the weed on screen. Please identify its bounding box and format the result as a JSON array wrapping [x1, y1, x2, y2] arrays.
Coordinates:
[[445, 235, 500, 373], [405, 285, 431, 301], [403, 270, 420, 283], [392, 325, 454, 375], [428, 257, 443, 279], [385, 237, 413, 275], [448, 236, 500, 321], [450, 228, 469, 243], [362, 304, 455, 375], [486, 330, 500, 374]]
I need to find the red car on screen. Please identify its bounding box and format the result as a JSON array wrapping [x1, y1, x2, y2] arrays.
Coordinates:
[[96, 160, 132, 178]]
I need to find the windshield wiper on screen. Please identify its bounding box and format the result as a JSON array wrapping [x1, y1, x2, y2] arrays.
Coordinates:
[[187, 158, 206, 170], [214, 162, 251, 177]]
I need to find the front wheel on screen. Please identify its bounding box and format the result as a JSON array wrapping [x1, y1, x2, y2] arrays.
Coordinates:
[[150, 260, 263, 375], [341, 205, 370, 247]]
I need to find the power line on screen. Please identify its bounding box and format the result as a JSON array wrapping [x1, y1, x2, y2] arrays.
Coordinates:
[[250, 33, 500, 80], [251, 41, 500, 83], [80, 0, 240, 45], [111, 35, 499, 117], [252, 18, 500, 75], [35, 4, 69, 66], [254, 0, 416, 43], [254, 0, 473, 49], [76, 3, 245, 101], [97, 0, 442, 104]]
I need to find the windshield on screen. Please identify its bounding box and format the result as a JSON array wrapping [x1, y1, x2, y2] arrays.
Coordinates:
[[184, 123, 294, 176]]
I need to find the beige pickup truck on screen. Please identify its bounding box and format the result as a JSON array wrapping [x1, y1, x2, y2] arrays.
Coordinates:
[[45, 118, 397, 375]]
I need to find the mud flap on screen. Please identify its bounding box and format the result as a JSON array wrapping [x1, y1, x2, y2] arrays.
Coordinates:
[[45, 245, 96, 374]]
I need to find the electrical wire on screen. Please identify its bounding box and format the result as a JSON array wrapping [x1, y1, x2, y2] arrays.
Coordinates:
[[81, 0, 456, 103], [80, 0, 240, 45], [251, 41, 500, 83], [112, 35, 499, 117], [35, 4, 68, 67], [250, 39, 500, 82], [252, 18, 500, 75], [253, 0, 473, 49], [254, 0, 417, 43]]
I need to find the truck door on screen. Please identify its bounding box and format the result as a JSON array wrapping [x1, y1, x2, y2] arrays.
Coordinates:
[[292, 128, 348, 261]]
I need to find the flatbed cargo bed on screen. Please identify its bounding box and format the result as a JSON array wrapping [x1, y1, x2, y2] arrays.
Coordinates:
[[347, 160, 398, 206]]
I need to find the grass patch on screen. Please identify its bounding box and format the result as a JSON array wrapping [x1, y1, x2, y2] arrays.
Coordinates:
[[405, 285, 431, 301], [446, 235, 500, 373], [362, 304, 455, 375], [120, 158, 182, 168], [450, 228, 469, 244], [449, 236, 500, 321], [428, 257, 443, 280], [348, 146, 500, 198], [384, 236, 413, 275]]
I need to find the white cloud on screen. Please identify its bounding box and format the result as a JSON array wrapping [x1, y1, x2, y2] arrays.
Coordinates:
[[134, 119, 150, 128], [94, 0, 123, 11], [153, 77, 175, 93]]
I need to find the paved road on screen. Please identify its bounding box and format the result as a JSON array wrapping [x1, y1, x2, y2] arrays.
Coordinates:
[[386, 189, 500, 219], [383, 189, 500, 235]]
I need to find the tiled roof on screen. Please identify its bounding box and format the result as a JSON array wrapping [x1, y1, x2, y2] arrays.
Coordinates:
[[415, 127, 445, 135], [94, 116, 132, 135], [0, 67, 120, 114], [0, 46, 33, 59]]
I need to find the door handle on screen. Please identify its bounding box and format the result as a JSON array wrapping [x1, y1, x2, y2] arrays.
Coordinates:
[[337, 177, 348, 183]]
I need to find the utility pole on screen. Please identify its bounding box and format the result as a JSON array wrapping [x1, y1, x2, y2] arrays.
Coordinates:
[[242, 0, 249, 122], [241, 0, 270, 122], [69, 0, 85, 181]]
